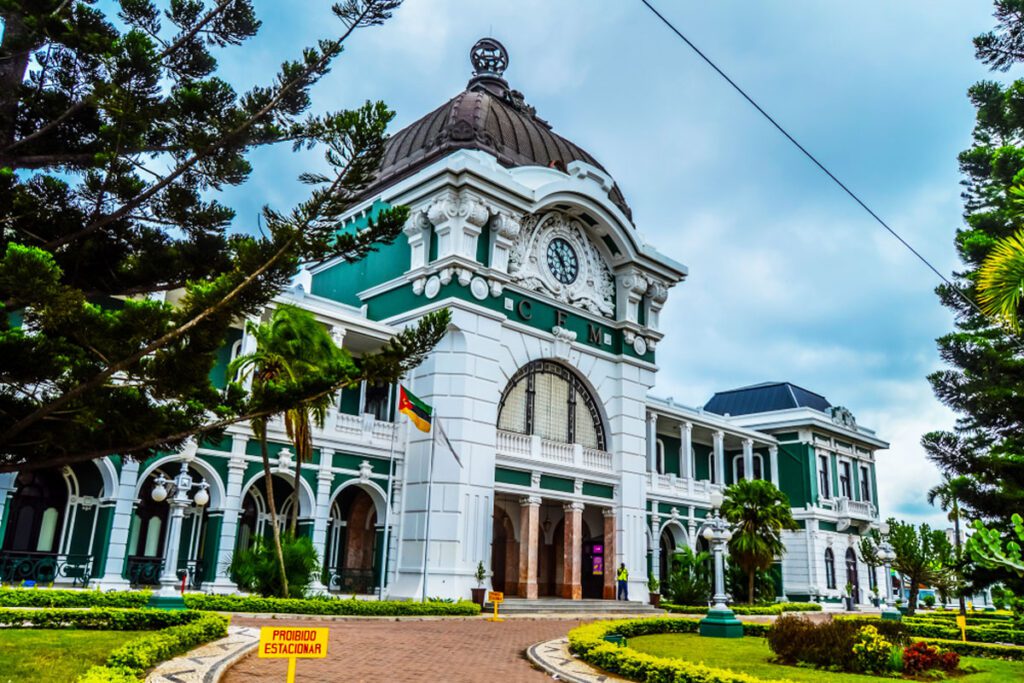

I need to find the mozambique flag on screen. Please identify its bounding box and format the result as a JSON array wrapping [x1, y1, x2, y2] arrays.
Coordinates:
[[398, 386, 432, 433]]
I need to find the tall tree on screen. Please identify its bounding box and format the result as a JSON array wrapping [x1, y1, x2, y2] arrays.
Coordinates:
[[922, 0, 1024, 555], [721, 479, 798, 605], [927, 476, 971, 616], [0, 0, 452, 474], [870, 519, 953, 616]]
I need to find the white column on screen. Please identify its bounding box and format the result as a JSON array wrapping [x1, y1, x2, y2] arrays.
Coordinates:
[[680, 422, 693, 480], [742, 438, 754, 481], [207, 446, 246, 592], [712, 431, 725, 485], [650, 515, 661, 584], [309, 451, 334, 593], [98, 459, 141, 588], [0, 473, 15, 543], [646, 412, 658, 473], [769, 446, 780, 487]]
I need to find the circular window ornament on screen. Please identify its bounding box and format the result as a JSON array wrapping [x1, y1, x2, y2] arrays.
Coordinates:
[[633, 336, 648, 356]]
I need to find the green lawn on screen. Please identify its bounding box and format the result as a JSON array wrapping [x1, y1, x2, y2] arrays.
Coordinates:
[[628, 633, 1024, 682], [0, 630, 147, 683]]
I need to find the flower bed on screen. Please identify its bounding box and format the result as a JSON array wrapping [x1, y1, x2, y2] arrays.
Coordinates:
[[661, 602, 821, 615], [912, 637, 1024, 661], [182, 593, 482, 616], [0, 587, 151, 609]]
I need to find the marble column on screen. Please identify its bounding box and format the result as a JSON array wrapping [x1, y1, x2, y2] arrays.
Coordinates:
[[743, 438, 754, 481], [97, 459, 140, 588], [712, 431, 725, 486], [603, 508, 616, 599], [207, 447, 246, 591], [309, 452, 335, 593], [680, 422, 693, 480], [561, 502, 584, 600], [650, 515, 661, 585], [517, 496, 541, 599], [646, 412, 658, 473], [769, 446, 780, 487]]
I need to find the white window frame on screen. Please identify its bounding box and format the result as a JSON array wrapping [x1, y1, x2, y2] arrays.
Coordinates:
[[817, 452, 832, 500], [731, 454, 764, 481], [838, 458, 853, 499], [656, 439, 666, 475], [859, 464, 872, 502]]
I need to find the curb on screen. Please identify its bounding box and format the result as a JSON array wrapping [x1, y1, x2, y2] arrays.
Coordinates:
[[145, 626, 260, 683], [526, 637, 627, 683]]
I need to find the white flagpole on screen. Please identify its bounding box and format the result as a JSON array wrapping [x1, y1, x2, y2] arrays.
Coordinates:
[[420, 421, 437, 603], [378, 385, 400, 599]]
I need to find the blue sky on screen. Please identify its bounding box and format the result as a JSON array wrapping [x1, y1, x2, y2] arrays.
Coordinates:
[[212, 1, 1004, 527]]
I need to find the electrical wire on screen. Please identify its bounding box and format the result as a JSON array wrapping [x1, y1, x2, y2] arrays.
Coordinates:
[[638, 0, 986, 318]]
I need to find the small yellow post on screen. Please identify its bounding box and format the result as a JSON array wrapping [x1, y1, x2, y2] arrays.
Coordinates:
[[956, 615, 967, 642], [286, 657, 297, 683], [487, 590, 504, 622]]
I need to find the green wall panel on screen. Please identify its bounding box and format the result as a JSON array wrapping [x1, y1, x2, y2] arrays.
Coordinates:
[[778, 443, 814, 509], [539, 475, 574, 493], [209, 328, 243, 390], [581, 482, 614, 499], [495, 467, 531, 487], [659, 433, 681, 476], [692, 443, 712, 481]]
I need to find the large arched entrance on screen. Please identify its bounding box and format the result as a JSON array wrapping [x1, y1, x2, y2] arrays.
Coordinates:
[[325, 485, 381, 594], [235, 473, 304, 552]]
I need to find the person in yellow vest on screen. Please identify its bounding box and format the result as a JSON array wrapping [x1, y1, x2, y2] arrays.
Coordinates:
[[617, 563, 629, 600]]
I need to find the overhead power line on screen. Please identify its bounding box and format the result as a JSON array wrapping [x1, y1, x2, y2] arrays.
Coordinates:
[[638, 0, 985, 318]]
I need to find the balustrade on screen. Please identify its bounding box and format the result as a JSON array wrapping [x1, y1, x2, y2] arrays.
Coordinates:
[[0, 551, 92, 587]]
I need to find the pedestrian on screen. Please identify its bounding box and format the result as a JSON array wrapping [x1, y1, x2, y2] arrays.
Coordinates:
[[617, 562, 629, 600]]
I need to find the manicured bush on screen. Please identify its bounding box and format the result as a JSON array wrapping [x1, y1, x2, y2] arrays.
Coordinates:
[[230, 534, 320, 598], [851, 625, 896, 674], [0, 587, 151, 609], [182, 593, 481, 616], [76, 613, 229, 682], [766, 615, 908, 671], [923, 594, 936, 609], [902, 640, 959, 674], [913, 637, 1024, 660], [0, 607, 201, 630], [661, 602, 821, 615], [568, 618, 773, 683]]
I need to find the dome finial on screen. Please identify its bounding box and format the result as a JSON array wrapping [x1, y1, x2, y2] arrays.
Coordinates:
[[470, 38, 508, 78]]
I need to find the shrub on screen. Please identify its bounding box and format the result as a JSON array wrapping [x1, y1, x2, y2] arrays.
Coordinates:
[[726, 562, 776, 605], [902, 641, 940, 674], [767, 615, 908, 671], [0, 587, 151, 608], [851, 625, 894, 673], [663, 546, 712, 605], [182, 593, 481, 616], [923, 594, 936, 609], [0, 607, 201, 630], [662, 602, 822, 616], [230, 534, 320, 598], [914, 637, 1024, 660]]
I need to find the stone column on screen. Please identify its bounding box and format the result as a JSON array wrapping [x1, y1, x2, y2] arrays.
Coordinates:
[[680, 422, 693, 480], [309, 452, 335, 593], [561, 502, 584, 600], [712, 431, 725, 486], [650, 515, 661, 585], [517, 496, 541, 599], [602, 508, 616, 599], [743, 438, 754, 481], [769, 446, 780, 487], [646, 412, 658, 473], [97, 459, 141, 588], [207, 445, 246, 592]]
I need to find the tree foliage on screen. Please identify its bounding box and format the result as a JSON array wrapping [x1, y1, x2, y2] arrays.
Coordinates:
[[0, 0, 454, 473], [663, 545, 712, 605], [864, 519, 953, 616], [923, 1, 1024, 583], [967, 513, 1024, 578], [721, 479, 798, 605]]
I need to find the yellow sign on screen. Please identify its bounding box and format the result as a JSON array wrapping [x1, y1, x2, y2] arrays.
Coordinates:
[[487, 591, 504, 622], [258, 627, 329, 682], [956, 615, 967, 642]]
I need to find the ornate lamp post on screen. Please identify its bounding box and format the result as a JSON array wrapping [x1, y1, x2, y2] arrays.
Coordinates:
[[878, 521, 901, 621], [698, 490, 743, 638], [148, 460, 209, 609]]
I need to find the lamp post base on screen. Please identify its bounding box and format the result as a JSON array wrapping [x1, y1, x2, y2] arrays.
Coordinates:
[[880, 607, 902, 621], [147, 583, 188, 611], [698, 607, 744, 638]]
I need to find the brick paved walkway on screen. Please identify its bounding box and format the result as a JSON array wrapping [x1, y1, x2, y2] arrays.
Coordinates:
[[223, 617, 584, 683]]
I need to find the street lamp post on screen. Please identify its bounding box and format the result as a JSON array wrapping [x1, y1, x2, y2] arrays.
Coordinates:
[[698, 490, 743, 638], [878, 522, 901, 621], [148, 460, 210, 610]]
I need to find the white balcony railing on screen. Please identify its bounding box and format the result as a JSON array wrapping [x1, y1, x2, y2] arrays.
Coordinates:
[[839, 497, 877, 520], [326, 410, 398, 446], [646, 471, 719, 499], [495, 430, 613, 472]]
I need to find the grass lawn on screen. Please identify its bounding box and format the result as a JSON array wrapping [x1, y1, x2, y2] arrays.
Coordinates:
[[628, 633, 1024, 682], [0, 630, 147, 683]]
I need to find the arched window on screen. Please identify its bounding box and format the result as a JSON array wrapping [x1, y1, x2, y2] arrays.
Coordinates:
[[732, 454, 764, 481], [497, 360, 606, 450], [707, 453, 716, 482], [825, 548, 836, 589], [846, 547, 860, 602], [656, 439, 666, 474]]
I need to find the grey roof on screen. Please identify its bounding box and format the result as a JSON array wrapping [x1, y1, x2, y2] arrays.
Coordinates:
[[362, 43, 633, 220], [704, 382, 832, 417]]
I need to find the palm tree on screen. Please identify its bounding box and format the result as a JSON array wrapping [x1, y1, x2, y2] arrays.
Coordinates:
[[721, 479, 799, 605], [928, 475, 970, 617], [229, 305, 347, 596], [977, 226, 1024, 332]]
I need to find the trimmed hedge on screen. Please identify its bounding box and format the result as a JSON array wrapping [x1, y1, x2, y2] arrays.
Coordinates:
[[839, 615, 1024, 646], [0, 588, 151, 609], [662, 602, 822, 615], [913, 637, 1024, 661], [568, 618, 782, 683], [182, 593, 481, 616], [0, 607, 201, 630], [77, 612, 229, 682], [917, 610, 1014, 621]]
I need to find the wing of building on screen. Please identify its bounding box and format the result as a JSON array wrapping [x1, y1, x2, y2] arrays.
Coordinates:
[[0, 39, 888, 608]]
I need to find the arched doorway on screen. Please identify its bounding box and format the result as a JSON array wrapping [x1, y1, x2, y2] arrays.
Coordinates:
[[326, 485, 379, 594], [658, 523, 689, 585], [0, 468, 68, 584], [127, 464, 210, 587], [846, 547, 860, 603], [490, 505, 518, 594], [235, 474, 303, 551]]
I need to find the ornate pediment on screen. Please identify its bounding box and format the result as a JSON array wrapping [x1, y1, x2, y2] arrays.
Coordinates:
[[508, 212, 614, 318]]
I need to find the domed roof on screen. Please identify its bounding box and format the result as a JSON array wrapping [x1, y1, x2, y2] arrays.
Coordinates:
[[367, 39, 632, 220]]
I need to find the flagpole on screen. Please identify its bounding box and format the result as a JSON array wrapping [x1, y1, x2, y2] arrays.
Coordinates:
[[420, 420, 437, 603], [378, 385, 400, 600]]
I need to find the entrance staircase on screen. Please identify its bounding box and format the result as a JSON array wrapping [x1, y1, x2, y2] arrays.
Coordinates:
[[486, 597, 663, 615]]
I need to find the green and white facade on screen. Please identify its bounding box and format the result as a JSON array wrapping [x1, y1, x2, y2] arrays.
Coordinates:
[[0, 40, 888, 606]]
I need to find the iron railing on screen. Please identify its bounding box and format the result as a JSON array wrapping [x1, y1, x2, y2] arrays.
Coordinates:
[[328, 567, 377, 595], [0, 551, 92, 587]]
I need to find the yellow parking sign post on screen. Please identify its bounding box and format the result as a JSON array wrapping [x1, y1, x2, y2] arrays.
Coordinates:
[[955, 615, 967, 642], [487, 590, 504, 622], [258, 627, 329, 682]]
